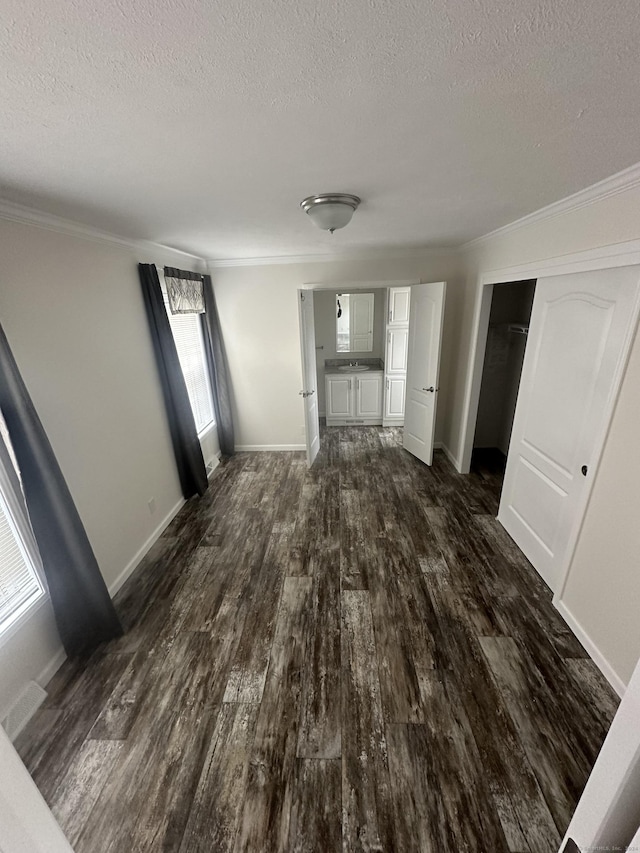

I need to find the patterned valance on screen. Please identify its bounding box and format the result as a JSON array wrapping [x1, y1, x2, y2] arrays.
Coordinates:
[[164, 267, 205, 314]]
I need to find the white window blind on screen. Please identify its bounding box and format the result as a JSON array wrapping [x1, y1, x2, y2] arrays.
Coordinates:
[[0, 488, 42, 628], [168, 313, 215, 433]]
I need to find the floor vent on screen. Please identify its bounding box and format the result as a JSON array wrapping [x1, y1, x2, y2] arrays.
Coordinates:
[[2, 681, 47, 741]]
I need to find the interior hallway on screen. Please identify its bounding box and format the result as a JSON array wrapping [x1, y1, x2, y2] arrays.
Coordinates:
[[16, 427, 618, 852]]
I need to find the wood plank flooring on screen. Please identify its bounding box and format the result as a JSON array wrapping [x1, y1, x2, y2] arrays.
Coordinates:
[[16, 428, 619, 852]]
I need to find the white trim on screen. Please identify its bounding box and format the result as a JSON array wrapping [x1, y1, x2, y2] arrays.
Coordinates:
[[0, 593, 50, 650], [434, 441, 462, 472], [197, 420, 218, 441], [458, 247, 640, 698], [458, 239, 640, 476], [234, 444, 306, 451], [206, 453, 221, 478], [207, 249, 454, 268], [303, 279, 420, 291], [4, 494, 188, 713], [107, 497, 186, 597], [35, 647, 66, 692], [458, 281, 496, 475], [554, 599, 626, 697], [462, 161, 640, 252], [0, 198, 206, 267]]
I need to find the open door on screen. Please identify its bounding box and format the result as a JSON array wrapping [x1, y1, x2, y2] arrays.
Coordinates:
[[561, 654, 640, 851], [403, 282, 446, 466], [0, 725, 74, 852], [498, 266, 640, 592], [298, 290, 320, 466]]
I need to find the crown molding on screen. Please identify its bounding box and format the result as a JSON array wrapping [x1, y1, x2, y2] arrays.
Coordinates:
[[0, 198, 205, 265], [207, 245, 456, 268], [461, 160, 640, 252]]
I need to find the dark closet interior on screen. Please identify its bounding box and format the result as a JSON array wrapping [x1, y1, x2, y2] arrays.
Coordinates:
[[472, 280, 536, 477]]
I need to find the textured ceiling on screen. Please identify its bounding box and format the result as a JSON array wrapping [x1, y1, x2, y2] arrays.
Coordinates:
[[2, 0, 640, 259]]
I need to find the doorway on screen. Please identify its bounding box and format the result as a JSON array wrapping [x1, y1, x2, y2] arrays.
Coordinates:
[[471, 280, 535, 487]]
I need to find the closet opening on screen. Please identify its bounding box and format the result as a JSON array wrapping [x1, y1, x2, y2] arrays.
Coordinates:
[[471, 280, 536, 493]]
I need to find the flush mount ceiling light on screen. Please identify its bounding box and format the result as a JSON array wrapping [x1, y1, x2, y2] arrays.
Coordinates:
[[300, 193, 361, 234]]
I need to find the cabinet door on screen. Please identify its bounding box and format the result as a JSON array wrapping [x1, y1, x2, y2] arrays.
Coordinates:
[[326, 376, 353, 418], [384, 376, 406, 419], [355, 374, 383, 418], [388, 287, 411, 325], [386, 328, 409, 373]]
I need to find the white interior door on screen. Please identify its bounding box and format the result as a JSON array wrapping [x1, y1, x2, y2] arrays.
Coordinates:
[[562, 653, 640, 851], [298, 290, 320, 466], [0, 725, 74, 852], [498, 266, 640, 591], [403, 282, 446, 465]]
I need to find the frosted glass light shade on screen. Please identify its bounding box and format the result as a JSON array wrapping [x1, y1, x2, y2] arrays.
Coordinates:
[[300, 194, 361, 233]]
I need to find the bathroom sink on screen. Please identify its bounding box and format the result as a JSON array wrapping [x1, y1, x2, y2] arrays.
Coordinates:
[[337, 365, 369, 372]]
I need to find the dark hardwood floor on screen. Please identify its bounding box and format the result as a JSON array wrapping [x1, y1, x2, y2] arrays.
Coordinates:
[[16, 427, 618, 852]]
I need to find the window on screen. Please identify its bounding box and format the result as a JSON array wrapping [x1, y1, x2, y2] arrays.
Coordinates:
[[0, 423, 44, 637], [0, 492, 43, 631], [167, 312, 215, 434], [159, 272, 215, 435]]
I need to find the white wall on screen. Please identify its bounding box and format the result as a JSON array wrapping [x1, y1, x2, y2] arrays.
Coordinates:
[[209, 253, 462, 450], [313, 288, 386, 415], [0, 218, 206, 719], [458, 181, 640, 689]]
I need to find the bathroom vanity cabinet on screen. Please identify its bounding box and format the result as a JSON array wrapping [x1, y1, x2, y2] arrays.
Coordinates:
[[325, 370, 383, 425]]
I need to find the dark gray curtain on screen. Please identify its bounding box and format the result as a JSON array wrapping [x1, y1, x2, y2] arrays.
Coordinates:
[[0, 323, 122, 657], [138, 264, 208, 498], [200, 275, 235, 456]]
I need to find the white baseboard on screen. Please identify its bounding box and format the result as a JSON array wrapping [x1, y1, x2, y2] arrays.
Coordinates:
[[6, 495, 188, 717], [205, 452, 221, 479], [108, 497, 186, 597], [554, 598, 626, 698], [235, 444, 306, 451], [434, 441, 463, 472], [36, 647, 66, 692]]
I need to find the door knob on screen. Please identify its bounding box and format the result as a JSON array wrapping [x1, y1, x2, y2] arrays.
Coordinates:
[[581, 464, 588, 476], [422, 386, 437, 392], [299, 390, 315, 398]]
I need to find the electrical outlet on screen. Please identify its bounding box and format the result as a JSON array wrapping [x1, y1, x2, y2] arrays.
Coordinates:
[[148, 497, 156, 515]]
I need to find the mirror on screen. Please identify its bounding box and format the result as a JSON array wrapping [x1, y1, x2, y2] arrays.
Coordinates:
[[336, 292, 375, 352]]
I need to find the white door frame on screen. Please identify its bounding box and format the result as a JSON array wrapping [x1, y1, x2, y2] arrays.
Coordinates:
[[458, 239, 640, 695], [297, 279, 419, 425], [297, 288, 320, 466]]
